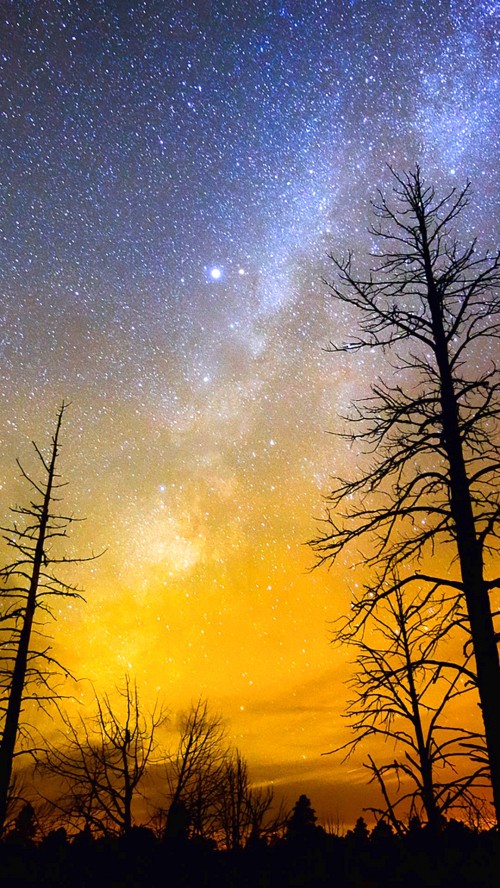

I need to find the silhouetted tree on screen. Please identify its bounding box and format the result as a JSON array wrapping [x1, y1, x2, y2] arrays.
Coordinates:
[[5, 801, 37, 846], [0, 403, 94, 837], [311, 167, 500, 821], [350, 815, 369, 844], [331, 582, 487, 833], [217, 749, 279, 850], [40, 676, 166, 837], [370, 818, 394, 842], [163, 698, 227, 842], [245, 772, 288, 847], [217, 749, 251, 850], [286, 794, 321, 844]]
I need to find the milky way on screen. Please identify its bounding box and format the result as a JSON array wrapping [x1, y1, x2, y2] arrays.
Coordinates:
[[1, 0, 499, 821]]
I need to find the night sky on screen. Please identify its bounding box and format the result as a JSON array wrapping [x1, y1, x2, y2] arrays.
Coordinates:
[[1, 0, 499, 823]]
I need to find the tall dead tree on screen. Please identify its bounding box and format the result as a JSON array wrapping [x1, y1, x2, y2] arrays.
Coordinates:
[[311, 167, 500, 822], [0, 402, 92, 837]]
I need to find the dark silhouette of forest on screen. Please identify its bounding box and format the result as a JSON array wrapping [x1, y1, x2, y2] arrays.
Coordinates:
[[1, 168, 499, 884], [0, 795, 499, 887]]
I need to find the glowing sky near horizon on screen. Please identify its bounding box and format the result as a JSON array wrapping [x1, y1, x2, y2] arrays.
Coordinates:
[[1, 0, 499, 823]]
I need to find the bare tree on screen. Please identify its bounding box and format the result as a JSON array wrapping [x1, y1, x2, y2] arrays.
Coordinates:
[[311, 167, 500, 821], [331, 582, 487, 833], [217, 749, 279, 850], [163, 698, 227, 842], [217, 750, 249, 850], [39, 677, 166, 837], [0, 403, 94, 837]]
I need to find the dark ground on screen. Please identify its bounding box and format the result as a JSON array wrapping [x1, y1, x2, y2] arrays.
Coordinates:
[[1, 822, 499, 888]]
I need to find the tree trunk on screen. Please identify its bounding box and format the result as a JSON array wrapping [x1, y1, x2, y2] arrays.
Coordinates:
[[419, 209, 500, 824], [398, 592, 441, 834]]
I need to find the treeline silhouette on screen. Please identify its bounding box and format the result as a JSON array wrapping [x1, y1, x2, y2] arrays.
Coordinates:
[[0, 795, 499, 887]]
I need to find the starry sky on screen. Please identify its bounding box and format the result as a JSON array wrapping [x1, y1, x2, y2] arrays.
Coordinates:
[[1, 0, 499, 825]]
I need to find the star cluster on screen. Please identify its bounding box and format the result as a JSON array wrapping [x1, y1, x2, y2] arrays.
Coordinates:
[[1, 0, 499, 821]]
